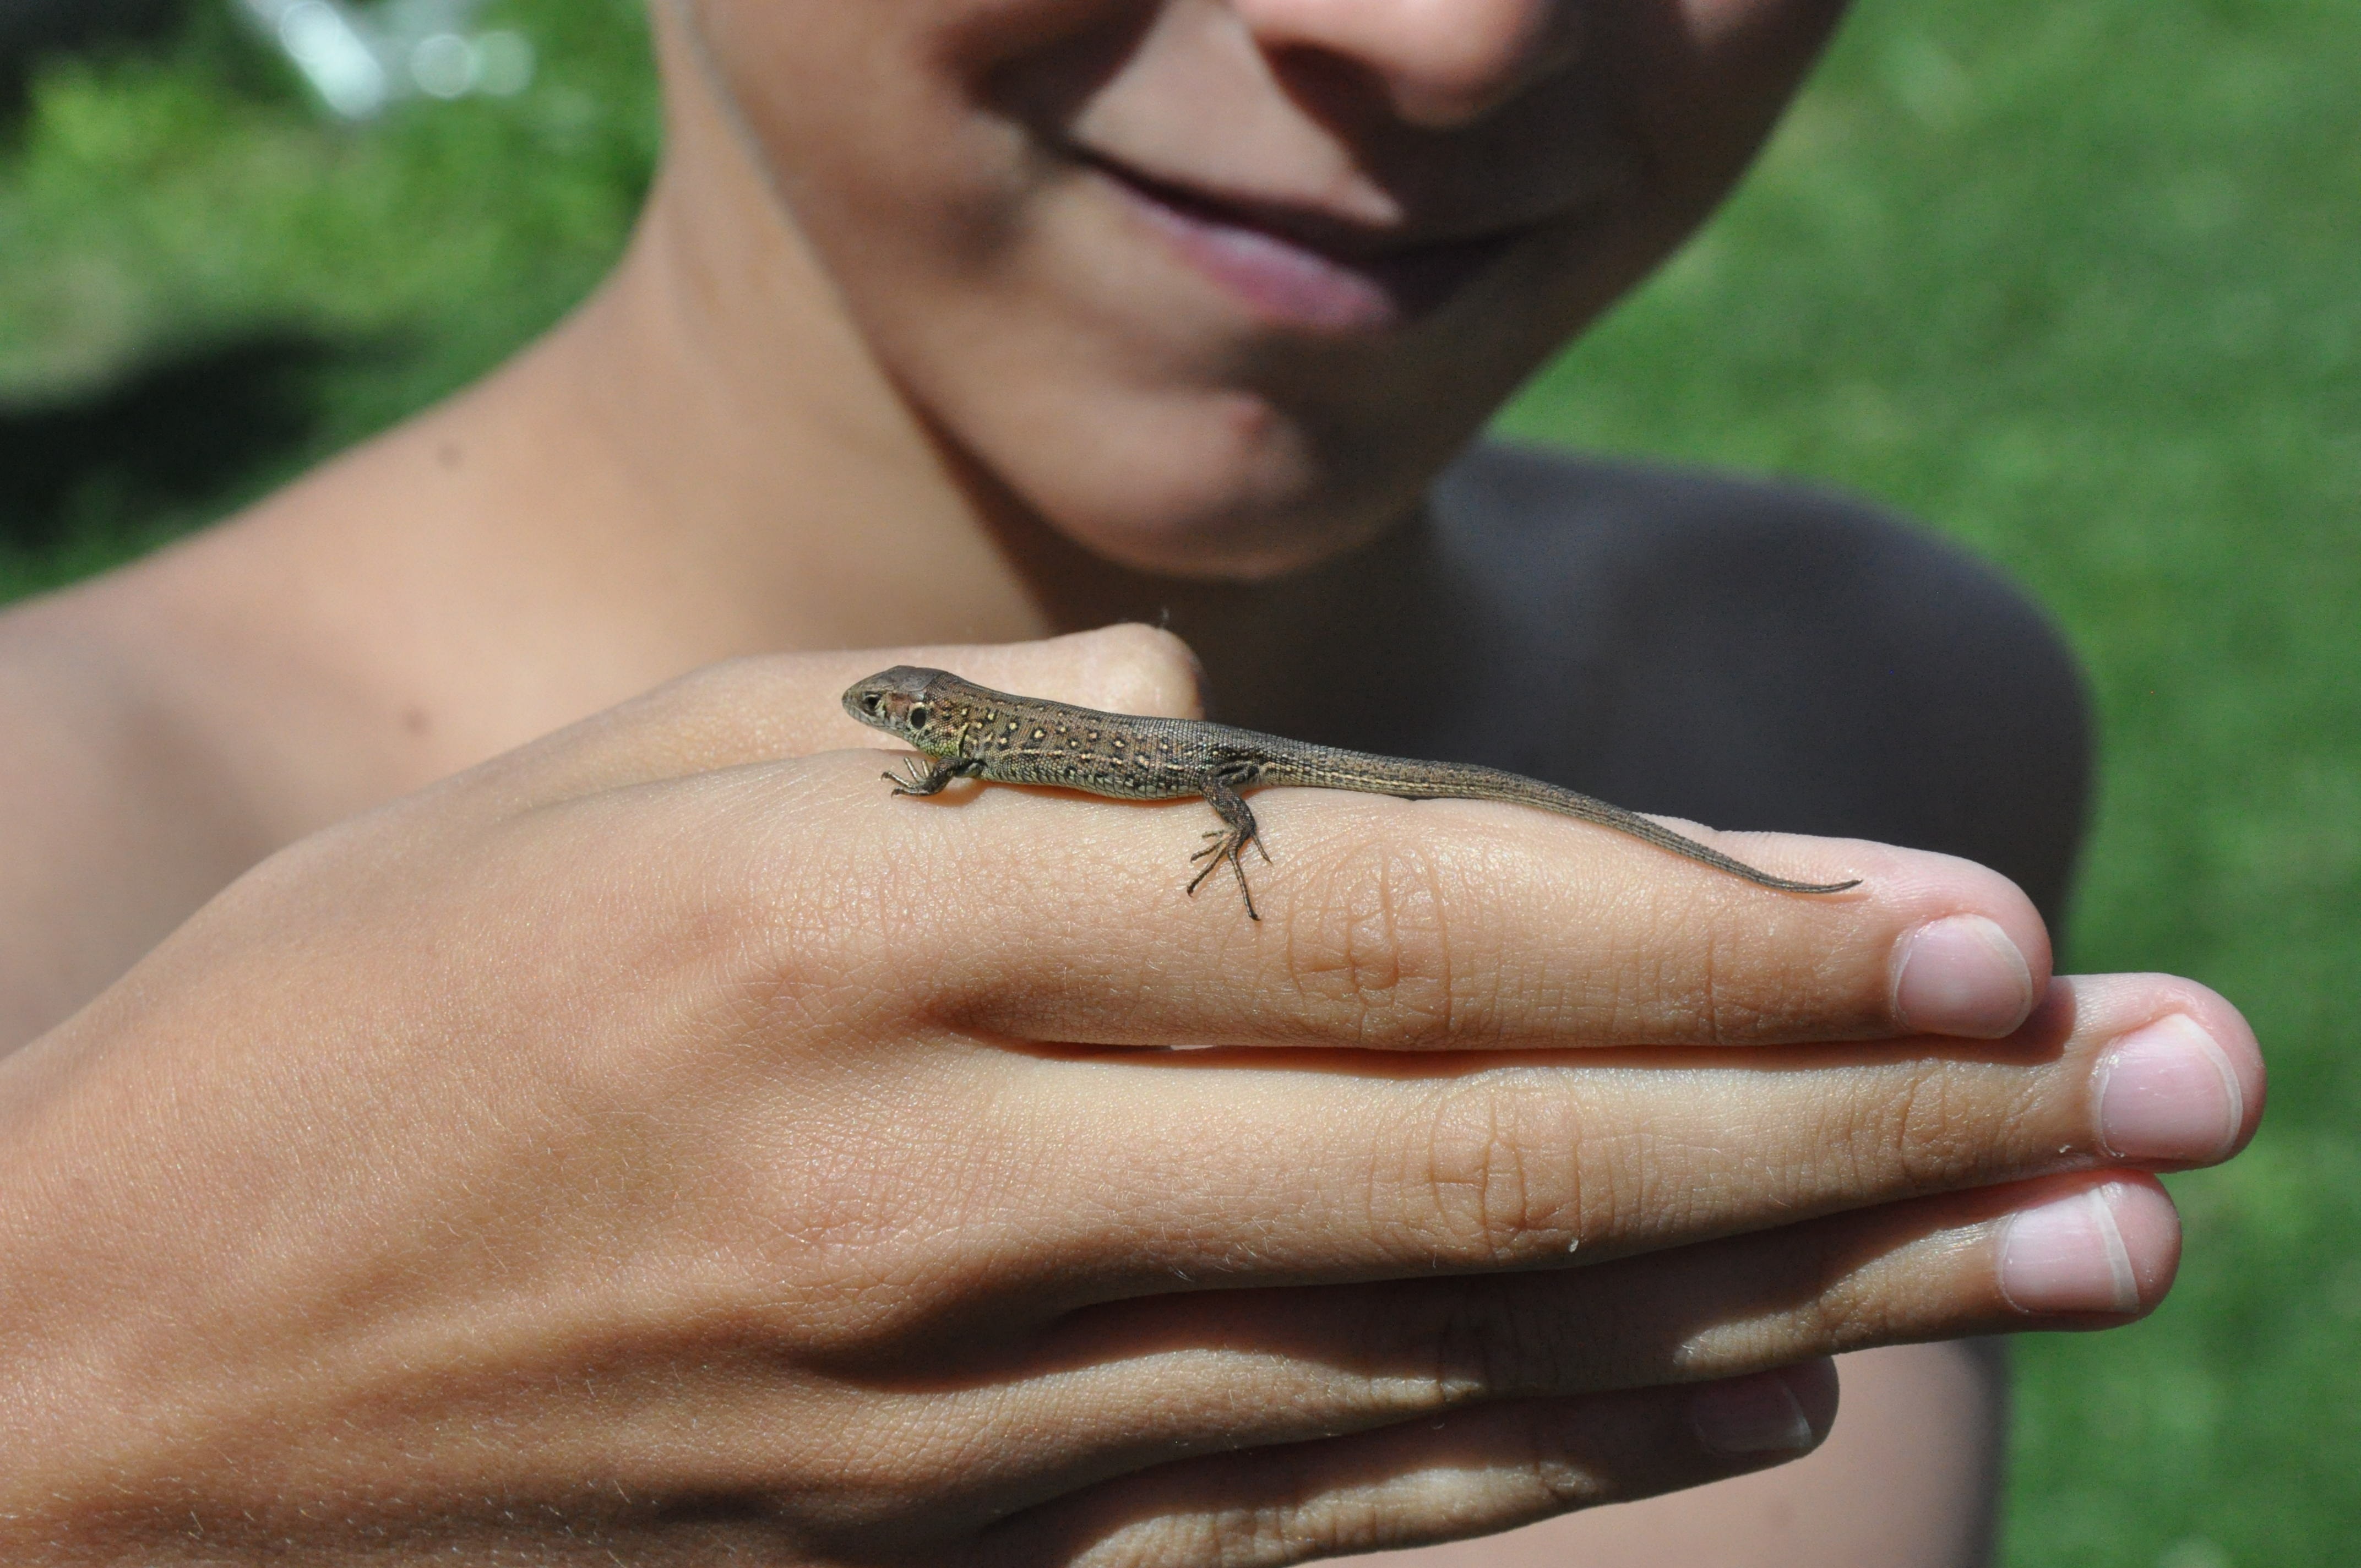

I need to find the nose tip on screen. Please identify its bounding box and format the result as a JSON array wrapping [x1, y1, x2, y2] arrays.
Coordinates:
[[1234, 0, 1578, 129]]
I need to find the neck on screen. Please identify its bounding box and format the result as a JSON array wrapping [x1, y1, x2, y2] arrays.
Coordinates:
[[449, 3, 1428, 667], [144, 0, 1435, 783], [464, 18, 1055, 654]]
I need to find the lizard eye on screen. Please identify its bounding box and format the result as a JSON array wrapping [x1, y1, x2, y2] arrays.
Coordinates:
[[906, 705, 931, 728]]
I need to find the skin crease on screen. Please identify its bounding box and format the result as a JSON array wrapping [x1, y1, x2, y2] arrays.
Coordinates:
[[0, 1, 2266, 1565]]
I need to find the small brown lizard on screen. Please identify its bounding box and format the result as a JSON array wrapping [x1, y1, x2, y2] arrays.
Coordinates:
[[844, 666, 1861, 919]]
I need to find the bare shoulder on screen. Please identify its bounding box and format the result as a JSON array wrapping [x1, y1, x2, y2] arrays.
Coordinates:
[[1196, 443, 2092, 927], [0, 442, 501, 1048], [1427, 443, 2095, 922], [0, 579, 279, 1047]]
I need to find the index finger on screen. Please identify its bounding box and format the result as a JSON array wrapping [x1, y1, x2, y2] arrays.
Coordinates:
[[716, 749, 2049, 1049]]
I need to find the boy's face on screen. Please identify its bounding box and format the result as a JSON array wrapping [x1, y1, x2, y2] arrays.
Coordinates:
[[681, 0, 1847, 577]]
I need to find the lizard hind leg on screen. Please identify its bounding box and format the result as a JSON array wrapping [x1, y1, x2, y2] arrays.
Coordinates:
[[1186, 781, 1267, 921]]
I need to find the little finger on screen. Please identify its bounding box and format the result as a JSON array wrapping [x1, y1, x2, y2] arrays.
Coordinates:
[[976, 1365, 1837, 1568]]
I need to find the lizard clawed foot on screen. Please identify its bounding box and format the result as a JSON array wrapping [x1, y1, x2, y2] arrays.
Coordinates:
[[1192, 829, 1271, 866], [1186, 830, 1263, 921], [884, 761, 949, 797]]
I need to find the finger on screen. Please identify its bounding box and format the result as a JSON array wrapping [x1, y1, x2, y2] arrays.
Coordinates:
[[771, 973, 2251, 1300], [814, 1174, 2161, 1532], [980, 1364, 1837, 1568], [746, 746, 2039, 1053], [1056, 1170, 2178, 1418], [448, 623, 1207, 807], [1062, 1173, 2174, 1438], [769, 744, 2048, 1044]]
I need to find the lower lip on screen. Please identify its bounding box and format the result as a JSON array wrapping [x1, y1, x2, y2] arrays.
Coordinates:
[[1097, 167, 1517, 335]]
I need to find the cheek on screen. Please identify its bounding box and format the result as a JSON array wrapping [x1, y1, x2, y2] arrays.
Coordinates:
[[681, 4, 1370, 559], [690, 0, 1069, 277]]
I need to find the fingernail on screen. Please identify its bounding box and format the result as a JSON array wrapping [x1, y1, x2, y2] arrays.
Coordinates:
[[2095, 1015, 2245, 1164], [1997, 1185, 2142, 1315], [1689, 1373, 1818, 1455], [1891, 914, 2034, 1038]]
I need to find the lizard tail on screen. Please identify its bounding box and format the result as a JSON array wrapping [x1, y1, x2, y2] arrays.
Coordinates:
[[1254, 753, 1863, 896]]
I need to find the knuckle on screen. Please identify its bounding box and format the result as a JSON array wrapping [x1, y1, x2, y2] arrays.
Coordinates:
[[607, 795, 825, 994], [1343, 1288, 1512, 1413], [1343, 1284, 1574, 1418], [1071, 1496, 1321, 1568], [1060, 623, 1209, 718], [1874, 1066, 1999, 1189], [1397, 1076, 1587, 1262], [1687, 1231, 1857, 1368], [1794, 1237, 1895, 1351], [1676, 923, 1786, 1046], [1212, 1503, 1320, 1567], [1419, 1292, 1553, 1407], [1522, 1428, 1609, 1510], [1280, 837, 1470, 1048], [612, 654, 779, 742]]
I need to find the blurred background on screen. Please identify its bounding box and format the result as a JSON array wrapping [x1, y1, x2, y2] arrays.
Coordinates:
[[0, 1, 2352, 1562]]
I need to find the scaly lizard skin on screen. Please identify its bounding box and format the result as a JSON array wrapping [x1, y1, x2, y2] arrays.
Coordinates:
[[844, 666, 1862, 920]]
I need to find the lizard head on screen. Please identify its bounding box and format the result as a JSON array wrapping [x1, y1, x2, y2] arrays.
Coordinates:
[[842, 666, 955, 748]]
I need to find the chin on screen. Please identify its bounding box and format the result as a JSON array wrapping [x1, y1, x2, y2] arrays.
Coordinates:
[[1054, 502, 1389, 581], [997, 389, 1428, 581]]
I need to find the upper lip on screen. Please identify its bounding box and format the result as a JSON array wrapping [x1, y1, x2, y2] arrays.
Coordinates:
[[1074, 148, 1551, 265]]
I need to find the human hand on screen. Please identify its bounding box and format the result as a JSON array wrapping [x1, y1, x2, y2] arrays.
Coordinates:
[[0, 625, 2260, 1565]]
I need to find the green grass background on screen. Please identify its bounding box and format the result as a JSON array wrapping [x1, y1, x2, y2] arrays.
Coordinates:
[[1, 1, 2353, 1563]]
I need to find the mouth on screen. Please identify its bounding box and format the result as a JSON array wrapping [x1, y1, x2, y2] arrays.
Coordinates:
[[1079, 155, 1532, 334]]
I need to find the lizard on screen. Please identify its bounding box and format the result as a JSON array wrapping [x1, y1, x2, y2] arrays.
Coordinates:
[[842, 665, 1862, 921]]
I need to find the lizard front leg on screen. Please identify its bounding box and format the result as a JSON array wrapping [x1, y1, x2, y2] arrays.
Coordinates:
[[885, 755, 967, 797]]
